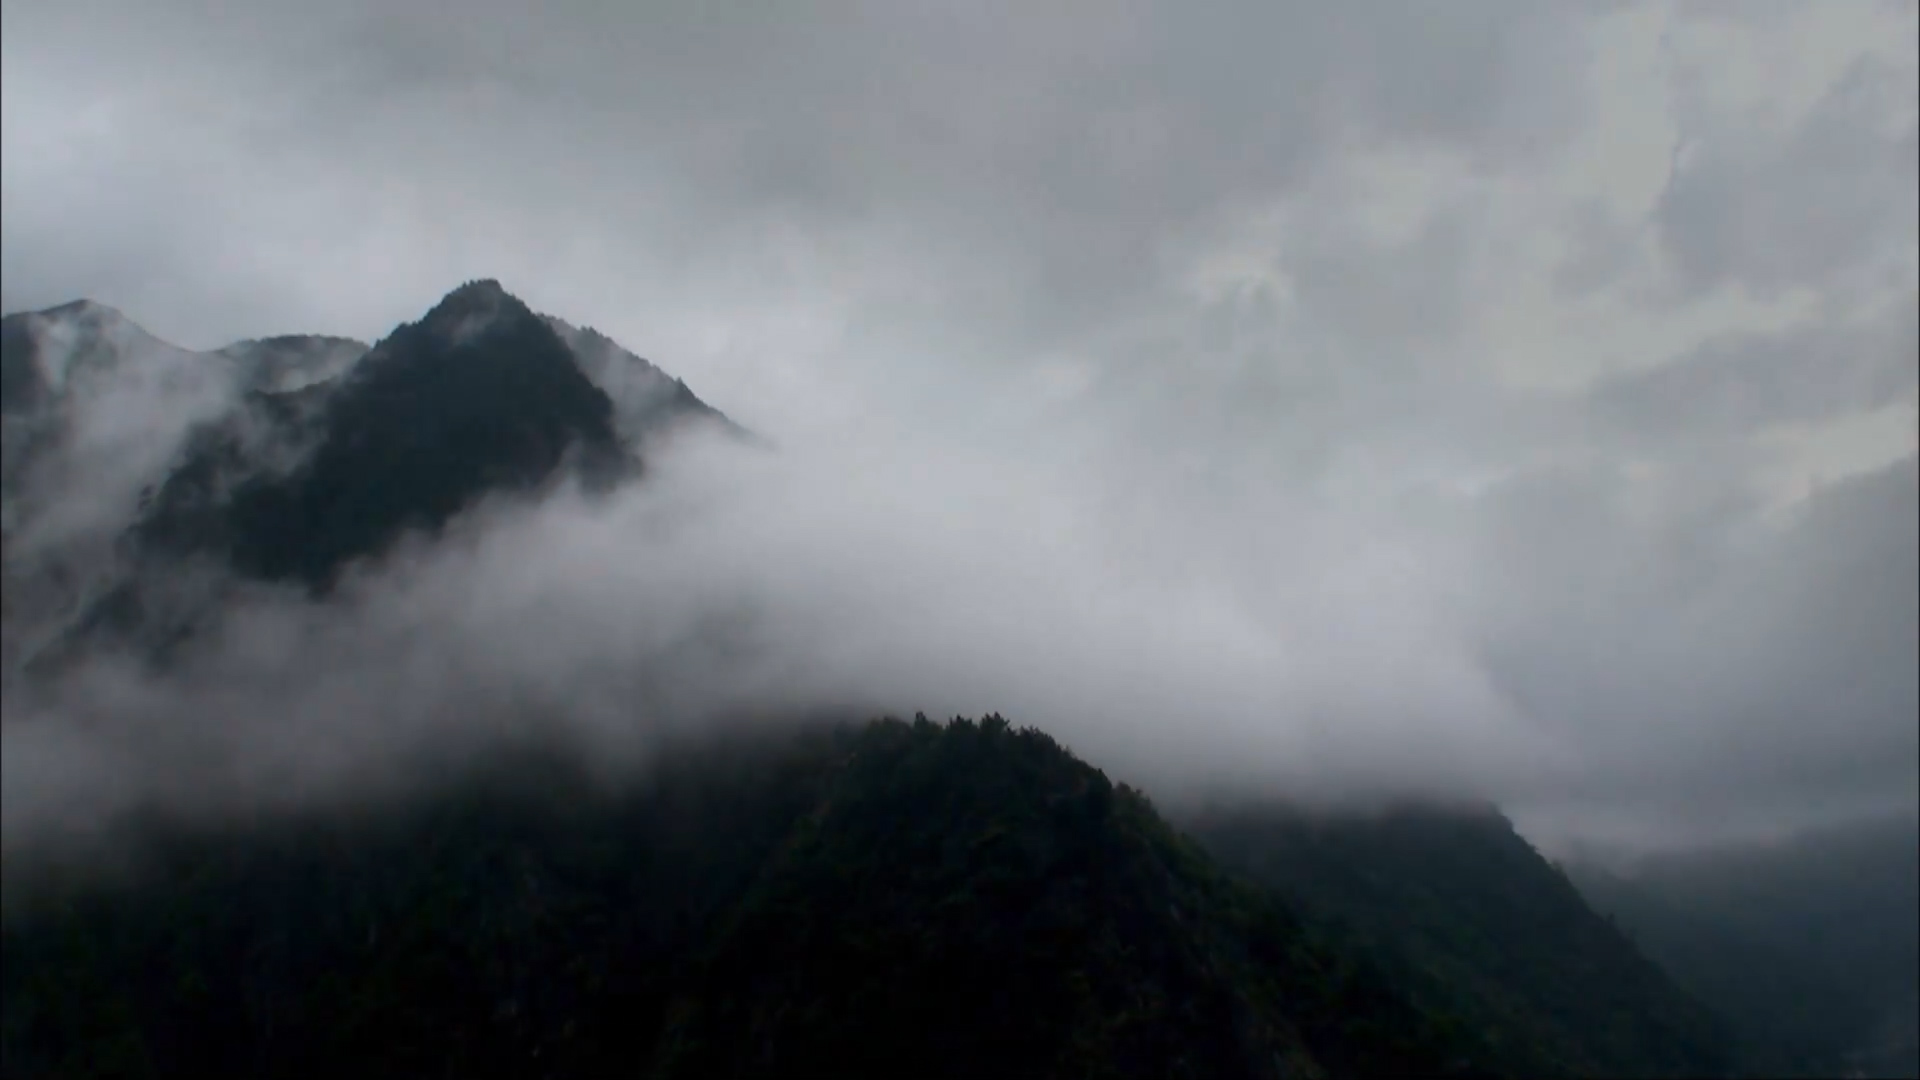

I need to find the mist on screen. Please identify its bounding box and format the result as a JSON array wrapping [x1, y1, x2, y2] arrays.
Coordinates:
[[2, 0, 1916, 865], [4, 387, 1913, 863]]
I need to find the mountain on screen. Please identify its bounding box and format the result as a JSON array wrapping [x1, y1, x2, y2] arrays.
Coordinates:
[[1, 301, 239, 672], [216, 334, 368, 393], [134, 279, 632, 590], [1187, 802, 1736, 1079], [0, 279, 1799, 1079], [0, 716, 1501, 1080], [1, 300, 234, 538], [0, 281, 738, 671], [1566, 815, 1920, 1079], [543, 315, 745, 447]]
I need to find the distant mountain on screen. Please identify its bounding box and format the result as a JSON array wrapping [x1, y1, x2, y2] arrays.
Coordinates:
[[134, 279, 633, 590], [1567, 815, 1920, 1079], [216, 334, 368, 393], [0, 716, 1500, 1080], [1188, 802, 1736, 1079], [1, 301, 239, 672], [1, 300, 233, 538], [0, 280, 739, 672]]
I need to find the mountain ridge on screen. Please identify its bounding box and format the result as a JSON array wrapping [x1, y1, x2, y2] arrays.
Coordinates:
[[0, 280, 1843, 1080], [1566, 814, 1920, 1078], [1, 280, 740, 674], [0, 716, 1507, 1080], [1188, 800, 1736, 1078]]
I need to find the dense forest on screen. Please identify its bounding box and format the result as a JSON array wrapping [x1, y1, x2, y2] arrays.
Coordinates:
[[3, 716, 1510, 1080]]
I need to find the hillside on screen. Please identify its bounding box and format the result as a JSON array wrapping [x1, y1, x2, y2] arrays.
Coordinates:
[[1568, 816, 1920, 1079], [0, 717, 1498, 1080], [1189, 803, 1735, 1079]]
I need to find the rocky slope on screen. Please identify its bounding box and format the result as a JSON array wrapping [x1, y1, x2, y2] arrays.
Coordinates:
[[0, 280, 737, 673]]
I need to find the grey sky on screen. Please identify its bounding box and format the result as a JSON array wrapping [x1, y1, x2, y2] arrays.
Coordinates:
[[1, 0, 1915, 853]]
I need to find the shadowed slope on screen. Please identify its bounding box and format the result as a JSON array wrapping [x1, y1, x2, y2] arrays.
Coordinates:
[[1190, 802, 1735, 1079], [1, 717, 1497, 1080]]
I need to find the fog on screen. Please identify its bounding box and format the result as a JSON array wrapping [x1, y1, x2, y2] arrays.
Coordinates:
[[2, 0, 1915, 859]]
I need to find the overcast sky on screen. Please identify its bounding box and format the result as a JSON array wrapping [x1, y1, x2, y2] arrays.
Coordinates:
[[2, 0, 1915, 853]]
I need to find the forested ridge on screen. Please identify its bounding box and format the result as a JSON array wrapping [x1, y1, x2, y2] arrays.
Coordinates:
[[5, 716, 1511, 1080]]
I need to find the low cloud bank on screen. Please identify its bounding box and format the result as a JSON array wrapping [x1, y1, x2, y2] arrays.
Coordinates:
[[6, 417, 1912, 864]]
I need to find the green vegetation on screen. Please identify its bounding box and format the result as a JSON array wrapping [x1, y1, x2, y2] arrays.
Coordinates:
[[1190, 802, 1735, 1079], [3, 718, 1499, 1080]]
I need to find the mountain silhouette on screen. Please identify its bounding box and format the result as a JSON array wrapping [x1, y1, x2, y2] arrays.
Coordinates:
[[1, 281, 737, 669]]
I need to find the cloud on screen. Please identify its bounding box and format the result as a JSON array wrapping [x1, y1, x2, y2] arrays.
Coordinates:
[[1585, 301, 1918, 440], [1467, 453, 1918, 838], [1, 303, 240, 554], [1, 0, 1915, 857], [0, 423, 1537, 854], [5, 418, 1913, 861], [1655, 50, 1918, 301]]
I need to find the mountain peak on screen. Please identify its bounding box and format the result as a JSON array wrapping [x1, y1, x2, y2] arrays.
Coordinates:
[[9, 299, 151, 345], [36, 298, 124, 320], [1, 297, 193, 407], [441, 277, 513, 305], [157, 279, 630, 588], [417, 279, 537, 347]]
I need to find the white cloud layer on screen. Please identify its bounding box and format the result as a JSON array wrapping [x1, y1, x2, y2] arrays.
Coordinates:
[[2, 0, 1915, 855]]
